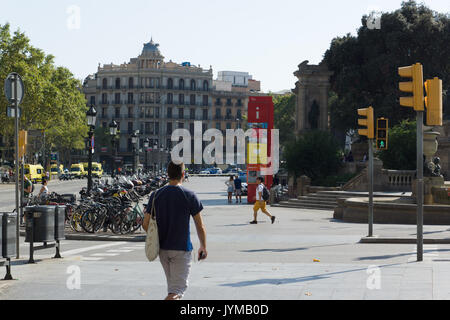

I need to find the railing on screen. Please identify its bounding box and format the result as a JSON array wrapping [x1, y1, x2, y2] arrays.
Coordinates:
[[383, 169, 415, 188]]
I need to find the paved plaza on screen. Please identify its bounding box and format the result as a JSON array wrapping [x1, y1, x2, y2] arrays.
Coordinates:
[[1, 176, 450, 300]]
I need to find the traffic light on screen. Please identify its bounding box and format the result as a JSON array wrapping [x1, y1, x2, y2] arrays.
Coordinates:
[[424, 77, 443, 126], [398, 63, 424, 111], [376, 118, 388, 150], [357, 106, 374, 139]]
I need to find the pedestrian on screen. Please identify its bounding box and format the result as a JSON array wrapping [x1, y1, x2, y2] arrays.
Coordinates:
[[250, 177, 275, 225], [38, 177, 49, 201], [142, 161, 207, 300], [225, 175, 234, 204], [234, 174, 242, 204], [24, 174, 33, 197]]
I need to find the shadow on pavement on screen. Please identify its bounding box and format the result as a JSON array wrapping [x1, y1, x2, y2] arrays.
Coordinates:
[[355, 248, 450, 261], [221, 263, 401, 287]]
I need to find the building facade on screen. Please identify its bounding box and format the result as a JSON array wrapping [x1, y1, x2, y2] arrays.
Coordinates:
[[83, 38, 262, 171]]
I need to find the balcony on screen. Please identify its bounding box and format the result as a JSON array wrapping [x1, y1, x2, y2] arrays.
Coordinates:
[[214, 115, 223, 120]]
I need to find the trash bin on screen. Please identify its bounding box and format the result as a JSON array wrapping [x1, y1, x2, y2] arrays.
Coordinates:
[[2, 212, 17, 258], [24, 206, 55, 243], [54, 205, 66, 241]]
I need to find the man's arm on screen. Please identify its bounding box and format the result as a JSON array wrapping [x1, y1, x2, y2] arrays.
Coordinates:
[[193, 212, 207, 259]]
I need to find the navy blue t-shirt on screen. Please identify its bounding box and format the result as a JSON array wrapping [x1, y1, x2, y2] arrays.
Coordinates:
[[147, 185, 203, 252], [234, 178, 242, 190]]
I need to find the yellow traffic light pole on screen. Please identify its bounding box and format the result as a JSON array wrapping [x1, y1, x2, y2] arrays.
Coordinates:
[[358, 107, 374, 237], [398, 63, 424, 262]]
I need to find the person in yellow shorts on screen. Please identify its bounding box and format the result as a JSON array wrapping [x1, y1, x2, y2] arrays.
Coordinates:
[[250, 177, 275, 225]]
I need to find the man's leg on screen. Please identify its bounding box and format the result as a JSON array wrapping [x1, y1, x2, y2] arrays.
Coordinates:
[[261, 202, 276, 223], [163, 250, 192, 300]]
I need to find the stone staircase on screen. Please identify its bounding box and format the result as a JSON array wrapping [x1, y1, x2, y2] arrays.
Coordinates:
[[272, 190, 370, 211]]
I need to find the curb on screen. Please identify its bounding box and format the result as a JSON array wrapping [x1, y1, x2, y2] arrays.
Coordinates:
[[19, 230, 145, 242], [360, 236, 450, 244]]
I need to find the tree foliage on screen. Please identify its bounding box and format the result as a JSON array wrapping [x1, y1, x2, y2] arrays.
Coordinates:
[[272, 94, 296, 149], [284, 130, 342, 185], [377, 119, 416, 170], [323, 1, 450, 135], [0, 23, 87, 164]]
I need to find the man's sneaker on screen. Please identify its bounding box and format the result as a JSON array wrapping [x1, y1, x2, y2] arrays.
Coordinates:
[[250, 221, 257, 224], [271, 216, 276, 224]]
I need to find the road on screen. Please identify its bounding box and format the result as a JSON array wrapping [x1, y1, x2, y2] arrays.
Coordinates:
[[1, 176, 450, 300]]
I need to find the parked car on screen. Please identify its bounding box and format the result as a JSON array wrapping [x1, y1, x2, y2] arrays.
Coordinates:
[[200, 167, 222, 174]]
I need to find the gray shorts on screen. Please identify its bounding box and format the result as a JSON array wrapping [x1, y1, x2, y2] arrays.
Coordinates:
[[235, 189, 242, 196], [159, 249, 192, 297]]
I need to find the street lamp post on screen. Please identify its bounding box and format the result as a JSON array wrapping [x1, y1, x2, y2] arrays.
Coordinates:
[[86, 105, 97, 194], [144, 138, 149, 172], [159, 145, 164, 174], [131, 131, 138, 174], [153, 142, 158, 172], [109, 120, 118, 177]]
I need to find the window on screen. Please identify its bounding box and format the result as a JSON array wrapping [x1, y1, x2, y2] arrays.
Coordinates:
[[102, 78, 107, 89], [216, 122, 221, 130], [178, 108, 184, 119], [128, 107, 133, 118], [115, 107, 120, 118], [115, 93, 121, 104], [190, 109, 195, 120], [215, 98, 221, 106], [128, 122, 133, 133], [90, 96, 96, 105], [237, 109, 242, 119], [154, 107, 160, 118], [226, 108, 232, 119], [129, 77, 134, 89], [102, 122, 107, 128], [102, 93, 107, 104], [203, 80, 209, 91], [167, 78, 173, 89], [155, 122, 159, 135], [115, 78, 121, 89], [202, 109, 208, 120], [102, 108, 106, 117], [178, 122, 184, 129], [179, 79, 185, 90], [226, 123, 231, 130], [166, 139, 171, 149], [190, 94, 196, 105], [167, 93, 173, 104], [179, 94, 184, 105], [167, 122, 172, 135], [128, 92, 133, 104], [215, 108, 221, 118], [237, 99, 242, 106], [190, 79, 196, 91], [167, 107, 172, 118], [202, 95, 208, 106], [226, 98, 232, 106]]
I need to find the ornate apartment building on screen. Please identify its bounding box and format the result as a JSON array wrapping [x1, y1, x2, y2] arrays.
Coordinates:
[[83, 38, 260, 169]]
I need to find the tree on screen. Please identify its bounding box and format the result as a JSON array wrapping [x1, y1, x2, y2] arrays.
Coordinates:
[[377, 119, 416, 170], [323, 1, 450, 136], [284, 130, 342, 185], [0, 23, 88, 164], [272, 94, 296, 148]]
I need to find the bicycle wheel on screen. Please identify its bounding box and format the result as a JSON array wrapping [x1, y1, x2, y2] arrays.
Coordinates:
[[81, 209, 100, 233], [69, 209, 83, 232]]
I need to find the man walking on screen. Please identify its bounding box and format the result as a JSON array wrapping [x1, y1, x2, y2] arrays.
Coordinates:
[[234, 174, 242, 204], [250, 177, 275, 225], [143, 161, 207, 300]]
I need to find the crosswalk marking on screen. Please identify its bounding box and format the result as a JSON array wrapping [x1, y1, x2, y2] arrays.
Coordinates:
[[90, 253, 119, 257], [106, 249, 133, 253], [82, 257, 104, 261]]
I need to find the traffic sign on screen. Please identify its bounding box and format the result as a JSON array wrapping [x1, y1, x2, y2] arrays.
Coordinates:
[[4, 73, 24, 105]]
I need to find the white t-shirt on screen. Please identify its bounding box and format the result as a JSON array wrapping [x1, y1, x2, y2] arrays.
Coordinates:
[[256, 184, 264, 201]]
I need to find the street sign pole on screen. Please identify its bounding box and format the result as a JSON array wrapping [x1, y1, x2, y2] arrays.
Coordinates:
[[368, 138, 374, 237], [13, 74, 20, 259], [417, 111, 424, 261]]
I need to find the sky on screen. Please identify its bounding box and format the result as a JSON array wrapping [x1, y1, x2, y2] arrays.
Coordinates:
[[1, 0, 449, 92]]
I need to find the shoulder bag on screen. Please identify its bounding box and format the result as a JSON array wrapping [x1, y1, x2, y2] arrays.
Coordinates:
[[145, 190, 160, 261]]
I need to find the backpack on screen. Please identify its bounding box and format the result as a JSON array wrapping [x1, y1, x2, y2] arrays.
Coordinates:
[[262, 185, 270, 201]]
